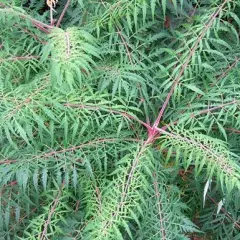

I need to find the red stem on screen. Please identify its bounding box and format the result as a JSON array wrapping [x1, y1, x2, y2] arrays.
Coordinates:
[[0, 55, 40, 63], [56, 0, 71, 27], [216, 57, 239, 83], [153, 172, 167, 240], [207, 194, 240, 230], [152, 0, 228, 128], [31, 22, 50, 34], [213, 127, 240, 135], [195, 100, 238, 116], [0, 3, 52, 33], [117, 28, 133, 65], [63, 103, 151, 129], [42, 138, 140, 157], [40, 184, 64, 240], [160, 99, 239, 131], [0, 160, 17, 165]]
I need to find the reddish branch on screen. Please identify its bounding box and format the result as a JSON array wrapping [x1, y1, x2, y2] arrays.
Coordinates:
[[0, 159, 17, 165], [31, 22, 51, 34], [65, 32, 71, 58], [117, 28, 134, 65], [14, 24, 47, 44], [43, 138, 120, 157], [0, 139, 139, 167], [75, 200, 80, 212], [56, 0, 71, 27], [0, 3, 52, 34], [10, 207, 38, 232], [63, 103, 150, 129], [160, 99, 239, 133], [40, 184, 64, 240], [155, 127, 234, 175], [42, 138, 140, 158], [153, 172, 167, 240], [152, 0, 229, 129], [102, 141, 149, 233], [211, 126, 240, 135], [0, 55, 40, 63], [223, 127, 240, 134], [216, 57, 239, 82], [4, 81, 48, 121], [194, 100, 239, 116], [95, 186, 103, 214], [207, 194, 240, 230]]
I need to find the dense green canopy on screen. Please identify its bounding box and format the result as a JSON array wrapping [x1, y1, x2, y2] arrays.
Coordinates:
[[0, 1, 239, 239]]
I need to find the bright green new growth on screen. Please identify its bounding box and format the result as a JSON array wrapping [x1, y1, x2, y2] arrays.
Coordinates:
[[0, 0, 240, 239]]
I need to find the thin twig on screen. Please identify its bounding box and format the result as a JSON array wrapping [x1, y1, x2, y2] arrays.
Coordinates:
[[207, 194, 240, 230], [117, 28, 133, 65], [3, 81, 49, 121], [194, 99, 238, 117], [155, 127, 234, 175], [0, 138, 141, 165], [0, 3, 52, 33], [213, 127, 240, 135], [63, 103, 151, 129], [153, 172, 167, 240], [0, 160, 17, 165], [65, 32, 71, 58], [160, 99, 239, 132], [14, 23, 47, 44], [43, 138, 140, 157], [40, 184, 64, 240], [50, 6, 54, 26], [216, 57, 239, 83], [102, 140, 149, 234], [223, 127, 240, 134], [56, 0, 71, 27], [95, 186, 103, 214], [152, 0, 229, 128], [0, 55, 40, 63], [31, 22, 51, 34], [9, 207, 38, 232]]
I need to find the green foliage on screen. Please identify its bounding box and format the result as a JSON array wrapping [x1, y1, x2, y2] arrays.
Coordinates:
[[0, 0, 240, 239]]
